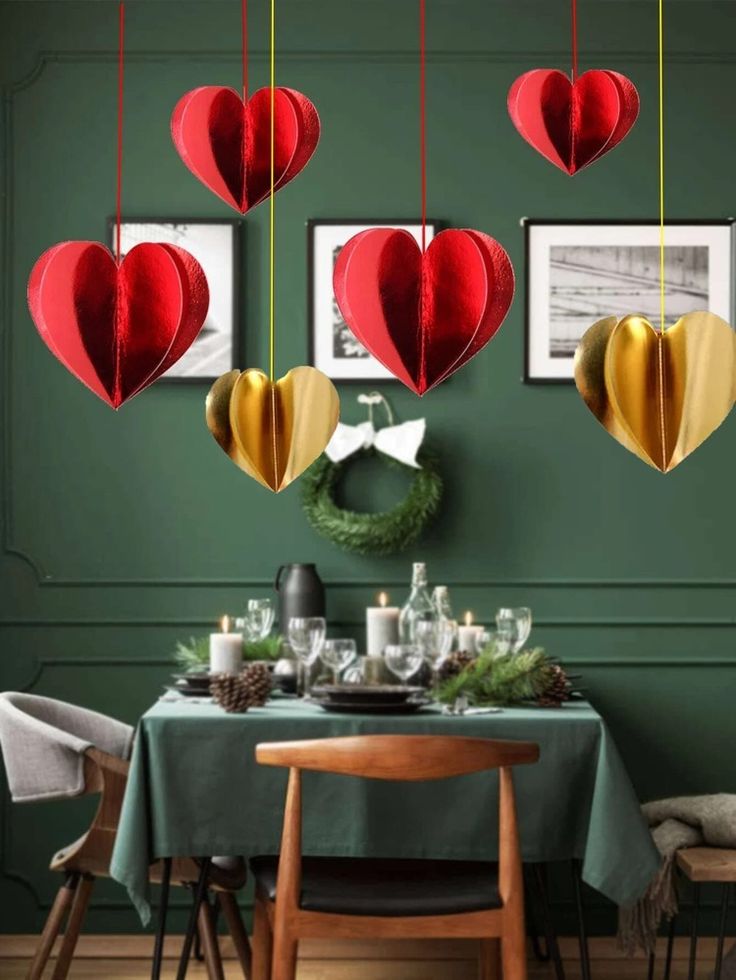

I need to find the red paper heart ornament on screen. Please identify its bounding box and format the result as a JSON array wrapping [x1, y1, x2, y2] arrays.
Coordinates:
[[508, 69, 639, 174], [171, 86, 320, 213], [333, 228, 514, 395], [28, 241, 209, 408]]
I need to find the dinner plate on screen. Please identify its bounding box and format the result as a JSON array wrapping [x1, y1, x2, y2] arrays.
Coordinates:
[[313, 697, 431, 715], [311, 685, 425, 706], [172, 673, 211, 692]]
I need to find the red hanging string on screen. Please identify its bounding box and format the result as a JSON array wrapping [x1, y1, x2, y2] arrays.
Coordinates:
[[241, 0, 248, 102], [571, 0, 578, 82], [419, 0, 426, 253], [115, 1, 124, 264]]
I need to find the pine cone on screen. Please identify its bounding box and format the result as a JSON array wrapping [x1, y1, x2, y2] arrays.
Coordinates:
[[438, 651, 474, 683], [211, 673, 252, 713], [240, 662, 272, 707], [537, 663, 571, 707]]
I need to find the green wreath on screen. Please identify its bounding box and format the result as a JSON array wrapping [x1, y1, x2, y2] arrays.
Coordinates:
[[301, 447, 443, 555]]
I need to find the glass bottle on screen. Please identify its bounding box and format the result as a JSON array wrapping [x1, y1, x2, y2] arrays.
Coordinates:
[[432, 585, 454, 621], [399, 562, 436, 643]]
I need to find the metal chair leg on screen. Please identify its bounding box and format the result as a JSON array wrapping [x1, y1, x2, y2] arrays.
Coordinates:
[[176, 858, 211, 980], [714, 882, 731, 980], [663, 913, 676, 980], [647, 951, 655, 980], [523, 865, 548, 962], [151, 858, 172, 980], [571, 860, 591, 980], [688, 882, 700, 980], [532, 863, 565, 980]]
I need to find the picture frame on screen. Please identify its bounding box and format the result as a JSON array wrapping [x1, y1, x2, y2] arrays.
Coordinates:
[[523, 219, 735, 384], [108, 218, 242, 382], [307, 218, 438, 383]]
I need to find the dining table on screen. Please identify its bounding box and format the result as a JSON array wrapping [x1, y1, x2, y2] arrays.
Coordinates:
[[110, 694, 661, 936]]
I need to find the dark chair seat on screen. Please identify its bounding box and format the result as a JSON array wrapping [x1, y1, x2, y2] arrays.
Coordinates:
[[250, 855, 501, 917]]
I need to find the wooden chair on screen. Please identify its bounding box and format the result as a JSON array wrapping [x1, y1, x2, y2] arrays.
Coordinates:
[[249, 734, 539, 980], [0, 694, 252, 980]]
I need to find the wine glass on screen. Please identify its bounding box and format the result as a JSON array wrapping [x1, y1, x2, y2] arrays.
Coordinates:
[[321, 639, 357, 685], [288, 617, 326, 695], [495, 607, 532, 654], [477, 625, 513, 658], [243, 598, 275, 642], [414, 619, 456, 681], [384, 644, 423, 685]]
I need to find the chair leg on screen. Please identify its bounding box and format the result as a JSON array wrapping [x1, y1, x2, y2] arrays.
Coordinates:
[[715, 883, 730, 980], [176, 858, 211, 980], [571, 860, 591, 980], [251, 891, 273, 980], [49, 874, 95, 980], [27, 873, 79, 980], [151, 858, 172, 980], [688, 883, 700, 980], [198, 895, 225, 980], [663, 912, 676, 980], [531, 863, 565, 980], [479, 939, 501, 980], [218, 891, 253, 979]]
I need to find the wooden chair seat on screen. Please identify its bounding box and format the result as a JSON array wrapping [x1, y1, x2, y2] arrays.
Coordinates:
[[251, 855, 502, 917], [676, 847, 736, 882]]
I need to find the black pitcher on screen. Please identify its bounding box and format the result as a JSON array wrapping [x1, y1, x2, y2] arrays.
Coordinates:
[[274, 563, 325, 633]]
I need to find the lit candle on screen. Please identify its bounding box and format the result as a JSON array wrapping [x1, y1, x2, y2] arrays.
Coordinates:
[[457, 610, 484, 654], [366, 591, 400, 657], [209, 615, 243, 675]]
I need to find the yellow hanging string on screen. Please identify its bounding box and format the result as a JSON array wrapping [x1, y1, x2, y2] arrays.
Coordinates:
[[269, 0, 275, 381], [656, 0, 667, 469], [658, 0, 665, 334]]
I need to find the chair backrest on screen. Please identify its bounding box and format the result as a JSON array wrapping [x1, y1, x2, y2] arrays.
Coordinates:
[[256, 734, 538, 780], [256, 734, 539, 918], [0, 692, 134, 803]]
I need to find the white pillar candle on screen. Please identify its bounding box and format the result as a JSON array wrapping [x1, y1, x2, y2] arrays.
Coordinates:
[[458, 611, 484, 654], [210, 616, 243, 675], [366, 592, 400, 657]]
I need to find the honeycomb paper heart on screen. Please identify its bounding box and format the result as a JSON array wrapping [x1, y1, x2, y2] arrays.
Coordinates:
[[333, 227, 514, 396], [27, 241, 209, 408], [574, 312, 736, 472], [171, 86, 320, 213], [507, 69, 639, 174], [206, 366, 340, 492]]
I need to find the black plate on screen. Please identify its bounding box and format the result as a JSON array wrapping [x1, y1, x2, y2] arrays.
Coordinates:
[[164, 685, 212, 698], [313, 697, 431, 715], [172, 673, 211, 691], [311, 684, 425, 705]]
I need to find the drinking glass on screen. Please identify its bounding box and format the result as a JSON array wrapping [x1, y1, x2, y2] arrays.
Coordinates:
[[384, 644, 423, 684], [477, 625, 513, 658], [495, 607, 532, 654], [288, 617, 326, 695], [237, 598, 275, 642], [321, 638, 357, 685], [414, 619, 456, 681]]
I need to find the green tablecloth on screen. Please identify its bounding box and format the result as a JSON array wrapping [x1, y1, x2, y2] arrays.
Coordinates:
[[110, 698, 660, 925]]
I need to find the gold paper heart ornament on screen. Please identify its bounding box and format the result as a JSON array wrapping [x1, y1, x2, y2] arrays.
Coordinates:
[[206, 366, 340, 492], [574, 312, 736, 472]]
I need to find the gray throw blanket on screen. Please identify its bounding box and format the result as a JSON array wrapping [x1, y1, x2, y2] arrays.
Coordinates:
[[619, 794, 736, 967]]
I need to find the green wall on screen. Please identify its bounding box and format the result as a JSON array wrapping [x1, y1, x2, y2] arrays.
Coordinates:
[[2, 0, 735, 936]]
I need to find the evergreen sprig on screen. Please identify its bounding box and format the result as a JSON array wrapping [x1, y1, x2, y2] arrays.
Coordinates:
[[300, 448, 443, 556], [173, 633, 282, 670], [436, 647, 554, 707]]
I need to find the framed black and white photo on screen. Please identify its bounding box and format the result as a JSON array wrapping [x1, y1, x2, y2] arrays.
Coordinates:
[[109, 219, 241, 381], [307, 219, 437, 382], [524, 219, 734, 383]]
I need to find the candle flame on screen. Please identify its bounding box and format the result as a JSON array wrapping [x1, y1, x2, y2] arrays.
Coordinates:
[[377, 591, 389, 607], [463, 610, 473, 626], [221, 615, 230, 633]]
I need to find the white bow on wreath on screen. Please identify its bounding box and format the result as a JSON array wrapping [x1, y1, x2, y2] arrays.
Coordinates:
[[325, 392, 425, 469]]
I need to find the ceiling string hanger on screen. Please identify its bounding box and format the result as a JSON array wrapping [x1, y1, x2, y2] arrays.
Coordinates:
[[573, 0, 736, 473]]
